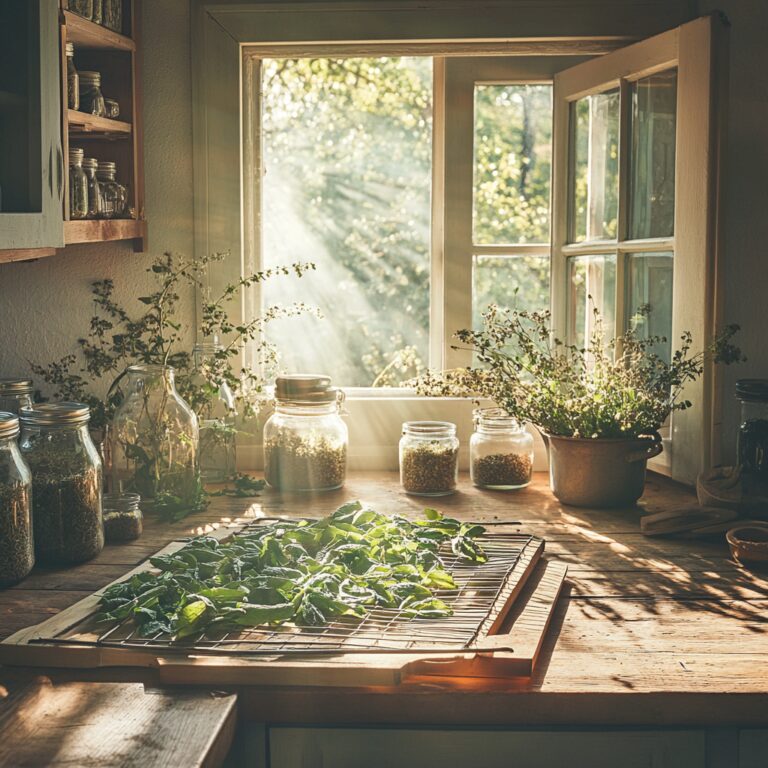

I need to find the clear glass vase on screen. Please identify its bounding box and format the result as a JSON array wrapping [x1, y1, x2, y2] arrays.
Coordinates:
[[108, 365, 200, 510]]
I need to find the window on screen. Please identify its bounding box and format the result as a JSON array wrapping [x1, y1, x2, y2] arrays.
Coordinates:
[[196, 10, 726, 478]]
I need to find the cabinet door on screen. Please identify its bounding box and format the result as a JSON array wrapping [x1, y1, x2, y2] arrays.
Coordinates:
[[269, 727, 706, 768], [0, 0, 64, 250]]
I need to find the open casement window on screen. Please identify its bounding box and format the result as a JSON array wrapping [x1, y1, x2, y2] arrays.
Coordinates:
[[550, 15, 727, 483]]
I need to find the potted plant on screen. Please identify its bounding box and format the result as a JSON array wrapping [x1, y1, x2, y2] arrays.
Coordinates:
[[414, 305, 744, 508]]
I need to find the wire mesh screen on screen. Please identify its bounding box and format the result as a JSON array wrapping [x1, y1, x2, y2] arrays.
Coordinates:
[[46, 523, 536, 657]]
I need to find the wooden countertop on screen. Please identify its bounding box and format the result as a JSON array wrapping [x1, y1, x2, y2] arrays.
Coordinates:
[[2, 471, 768, 728]]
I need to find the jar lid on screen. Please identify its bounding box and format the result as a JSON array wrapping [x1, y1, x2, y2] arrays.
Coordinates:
[[736, 379, 768, 403], [20, 402, 91, 427], [275, 374, 338, 404], [79, 70, 101, 83], [0, 412, 20, 440], [69, 147, 84, 163], [83, 157, 99, 170], [402, 421, 457, 437], [97, 161, 117, 173], [0, 378, 33, 396], [65, 42, 75, 56], [104, 98, 119, 107]]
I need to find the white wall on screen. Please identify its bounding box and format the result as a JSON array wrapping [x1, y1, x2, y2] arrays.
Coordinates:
[[0, 0, 196, 396]]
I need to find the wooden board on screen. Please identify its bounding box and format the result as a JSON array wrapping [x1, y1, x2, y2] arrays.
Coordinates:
[[0, 520, 564, 687]]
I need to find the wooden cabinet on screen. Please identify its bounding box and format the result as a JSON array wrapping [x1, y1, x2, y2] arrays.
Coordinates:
[[0, 0, 145, 263]]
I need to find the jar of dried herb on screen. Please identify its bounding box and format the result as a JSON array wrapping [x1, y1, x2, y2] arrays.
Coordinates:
[[78, 71, 106, 117], [68, 148, 89, 220], [0, 413, 34, 586], [68, 0, 93, 20], [102, 0, 123, 33], [82, 157, 103, 219], [0, 378, 33, 416], [399, 421, 459, 496], [263, 375, 347, 492], [19, 402, 104, 565], [65, 42, 79, 111], [102, 492, 142, 542], [470, 408, 533, 490]]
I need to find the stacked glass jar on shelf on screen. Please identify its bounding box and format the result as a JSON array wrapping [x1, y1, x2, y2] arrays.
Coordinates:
[[68, 0, 123, 34], [68, 148, 128, 219]]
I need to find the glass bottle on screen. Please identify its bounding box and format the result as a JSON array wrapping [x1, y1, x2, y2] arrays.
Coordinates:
[[0, 378, 34, 416], [188, 340, 236, 483], [78, 71, 106, 116], [83, 157, 103, 219], [399, 421, 459, 496], [104, 98, 120, 119], [68, 148, 89, 220], [66, 42, 79, 111], [19, 403, 103, 565], [68, 0, 93, 20], [102, 492, 143, 542], [108, 365, 200, 509], [470, 408, 534, 490], [97, 161, 127, 218], [736, 379, 768, 491], [263, 375, 347, 492], [103, 0, 123, 33], [0, 413, 34, 586]]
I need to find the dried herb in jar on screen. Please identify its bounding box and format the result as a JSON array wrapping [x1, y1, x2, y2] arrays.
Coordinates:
[[472, 453, 532, 489], [264, 433, 347, 492], [401, 442, 458, 495], [104, 513, 143, 542], [0, 483, 33, 587]]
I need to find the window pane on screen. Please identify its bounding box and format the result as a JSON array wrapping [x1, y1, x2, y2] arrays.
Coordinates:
[[567, 254, 616, 348], [261, 57, 432, 387], [473, 85, 552, 245], [472, 254, 550, 328], [629, 70, 677, 239], [627, 251, 674, 363], [570, 90, 619, 242]]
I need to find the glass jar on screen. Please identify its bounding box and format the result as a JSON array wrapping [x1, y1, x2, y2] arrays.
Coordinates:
[[470, 408, 533, 490], [79, 71, 105, 116], [0, 413, 34, 586], [66, 42, 79, 111], [736, 379, 768, 489], [69, 148, 88, 220], [399, 421, 459, 496], [108, 365, 200, 509], [104, 98, 120, 119], [102, 492, 143, 542], [83, 157, 103, 219], [97, 161, 127, 218], [69, 0, 93, 19], [92, 0, 103, 25], [263, 375, 347, 492], [188, 340, 237, 483], [102, 0, 123, 33], [0, 378, 34, 416], [20, 403, 103, 565]]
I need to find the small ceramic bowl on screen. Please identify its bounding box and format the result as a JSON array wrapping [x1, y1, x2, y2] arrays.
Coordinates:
[[726, 523, 768, 567]]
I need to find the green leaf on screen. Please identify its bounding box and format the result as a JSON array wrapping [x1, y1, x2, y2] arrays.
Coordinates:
[[235, 602, 296, 626]]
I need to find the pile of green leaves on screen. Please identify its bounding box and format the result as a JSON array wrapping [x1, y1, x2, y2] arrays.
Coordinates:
[[96, 503, 487, 640]]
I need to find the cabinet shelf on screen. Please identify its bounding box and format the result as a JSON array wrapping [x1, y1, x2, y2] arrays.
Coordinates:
[[64, 218, 146, 246], [68, 109, 131, 138], [63, 10, 135, 52]]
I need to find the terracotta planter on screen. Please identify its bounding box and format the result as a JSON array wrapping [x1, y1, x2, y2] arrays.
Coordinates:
[[546, 433, 663, 508]]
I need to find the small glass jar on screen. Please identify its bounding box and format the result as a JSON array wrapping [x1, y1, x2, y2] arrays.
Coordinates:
[[102, 0, 123, 33], [97, 161, 127, 218], [79, 70, 106, 116], [104, 98, 120, 119], [102, 492, 143, 542], [263, 375, 347, 492], [0, 413, 34, 587], [66, 42, 79, 111], [0, 378, 34, 416], [92, 0, 103, 25], [20, 402, 103, 565], [82, 157, 103, 219], [400, 421, 459, 496], [736, 379, 768, 489], [470, 408, 533, 490], [69, 0, 93, 19], [68, 148, 89, 220]]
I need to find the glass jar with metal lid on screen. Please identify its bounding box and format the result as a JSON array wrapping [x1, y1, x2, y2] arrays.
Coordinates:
[[65, 42, 79, 111], [102, 0, 123, 33], [97, 161, 127, 218], [19, 402, 103, 565], [69, 148, 88, 220], [83, 157, 103, 219], [736, 379, 768, 490], [0, 378, 33, 416], [79, 70, 105, 116], [263, 375, 347, 492], [470, 408, 533, 490], [68, 0, 93, 19], [399, 421, 459, 496], [0, 413, 34, 586]]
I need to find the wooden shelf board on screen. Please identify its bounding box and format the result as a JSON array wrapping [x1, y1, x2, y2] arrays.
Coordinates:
[[63, 218, 146, 245], [0, 247, 57, 265], [63, 10, 135, 52], [67, 109, 131, 138]]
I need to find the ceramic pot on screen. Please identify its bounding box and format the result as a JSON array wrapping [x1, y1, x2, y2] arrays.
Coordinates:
[[546, 432, 663, 508]]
